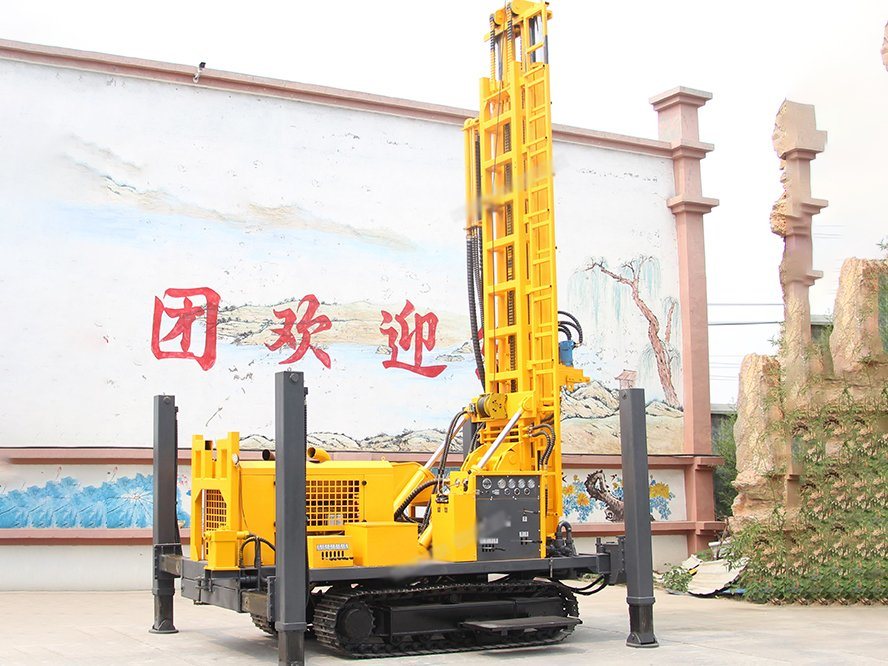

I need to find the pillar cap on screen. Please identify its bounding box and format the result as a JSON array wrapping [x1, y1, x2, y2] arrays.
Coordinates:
[[649, 86, 713, 110]]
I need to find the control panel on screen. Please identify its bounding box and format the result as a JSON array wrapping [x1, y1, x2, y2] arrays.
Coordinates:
[[475, 474, 541, 561]]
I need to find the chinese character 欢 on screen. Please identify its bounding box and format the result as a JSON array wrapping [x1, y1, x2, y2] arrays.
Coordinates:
[[380, 300, 446, 377], [266, 294, 332, 368], [151, 287, 220, 371]]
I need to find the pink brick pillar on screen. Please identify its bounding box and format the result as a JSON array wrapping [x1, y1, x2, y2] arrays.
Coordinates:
[[650, 87, 720, 553]]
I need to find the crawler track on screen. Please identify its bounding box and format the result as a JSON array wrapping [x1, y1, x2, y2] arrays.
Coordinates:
[[312, 578, 579, 658]]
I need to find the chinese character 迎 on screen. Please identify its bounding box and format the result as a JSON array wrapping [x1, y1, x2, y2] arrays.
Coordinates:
[[380, 300, 445, 377]]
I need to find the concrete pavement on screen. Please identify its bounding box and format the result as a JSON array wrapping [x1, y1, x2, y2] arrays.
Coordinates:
[[1, 585, 885, 664]]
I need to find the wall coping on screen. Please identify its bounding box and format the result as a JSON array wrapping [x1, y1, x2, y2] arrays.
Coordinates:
[[0, 522, 727, 545], [0, 447, 722, 468], [0, 528, 190, 545], [0, 38, 672, 158]]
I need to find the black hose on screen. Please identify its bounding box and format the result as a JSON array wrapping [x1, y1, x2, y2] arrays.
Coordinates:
[[436, 411, 465, 492], [421, 411, 465, 534], [394, 479, 438, 520], [530, 423, 556, 466], [470, 423, 484, 452], [474, 230, 484, 330], [557, 310, 583, 345], [558, 323, 573, 341], [466, 235, 485, 387], [472, 134, 485, 335], [553, 575, 608, 596], [239, 535, 276, 566]]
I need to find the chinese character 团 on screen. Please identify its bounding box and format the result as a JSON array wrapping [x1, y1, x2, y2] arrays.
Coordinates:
[[380, 300, 446, 378], [266, 294, 332, 368], [151, 287, 220, 371]]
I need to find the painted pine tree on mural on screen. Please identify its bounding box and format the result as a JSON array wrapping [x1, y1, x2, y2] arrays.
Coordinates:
[[584, 256, 680, 408]]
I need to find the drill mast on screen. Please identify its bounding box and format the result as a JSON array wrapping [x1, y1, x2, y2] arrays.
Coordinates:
[[463, 1, 586, 538]]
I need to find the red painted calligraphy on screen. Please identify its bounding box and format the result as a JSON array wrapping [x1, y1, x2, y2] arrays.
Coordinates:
[[151, 287, 220, 371], [380, 300, 445, 378], [266, 294, 332, 368]]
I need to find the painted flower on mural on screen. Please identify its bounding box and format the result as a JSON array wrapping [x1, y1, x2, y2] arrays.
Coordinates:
[[105, 474, 153, 528], [560, 473, 675, 523], [562, 479, 598, 522], [0, 474, 191, 529], [648, 477, 674, 521], [176, 473, 191, 525]]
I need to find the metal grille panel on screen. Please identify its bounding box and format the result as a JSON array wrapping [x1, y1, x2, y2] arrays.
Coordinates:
[[306, 479, 361, 529], [320, 549, 350, 562], [204, 489, 227, 532]]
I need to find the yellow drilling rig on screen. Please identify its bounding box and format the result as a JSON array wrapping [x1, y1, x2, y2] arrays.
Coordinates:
[[150, 2, 658, 663]]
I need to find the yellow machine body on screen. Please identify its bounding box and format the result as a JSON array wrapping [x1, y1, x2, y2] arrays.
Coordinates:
[[191, 433, 434, 570]]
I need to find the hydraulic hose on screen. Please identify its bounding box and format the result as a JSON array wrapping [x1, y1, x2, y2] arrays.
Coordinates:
[[553, 575, 608, 596], [473, 230, 484, 329], [394, 479, 438, 521], [436, 411, 467, 492], [557, 310, 583, 345], [529, 423, 556, 467], [466, 235, 485, 387], [420, 410, 467, 534]]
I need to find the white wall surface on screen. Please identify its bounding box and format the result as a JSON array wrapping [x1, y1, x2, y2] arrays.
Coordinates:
[[0, 57, 682, 451], [0, 545, 153, 590], [575, 535, 689, 572], [1, 538, 688, 590]]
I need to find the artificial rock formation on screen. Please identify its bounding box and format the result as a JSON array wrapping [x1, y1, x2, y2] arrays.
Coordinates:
[[830, 257, 888, 385], [769, 101, 827, 410], [882, 22, 888, 72], [731, 101, 888, 527], [731, 355, 786, 524]]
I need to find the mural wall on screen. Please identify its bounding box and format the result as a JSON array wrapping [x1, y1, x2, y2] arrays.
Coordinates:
[[0, 464, 687, 530], [0, 57, 683, 454], [562, 467, 686, 524], [0, 465, 189, 530]]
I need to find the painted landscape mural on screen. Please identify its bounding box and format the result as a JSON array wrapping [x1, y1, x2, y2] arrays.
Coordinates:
[[0, 466, 686, 529], [0, 57, 684, 456]]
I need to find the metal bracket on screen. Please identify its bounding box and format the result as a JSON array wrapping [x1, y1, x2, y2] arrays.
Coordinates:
[[266, 576, 277, 623]]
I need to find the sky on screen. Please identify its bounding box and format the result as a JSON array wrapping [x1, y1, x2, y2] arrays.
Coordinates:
[[2, 0, 886, 404]]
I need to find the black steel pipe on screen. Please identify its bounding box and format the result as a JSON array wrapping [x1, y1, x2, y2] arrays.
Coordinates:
[[150, 394, 180, 634], [619, 388, 658, 648], [275, 371, 309, 665]]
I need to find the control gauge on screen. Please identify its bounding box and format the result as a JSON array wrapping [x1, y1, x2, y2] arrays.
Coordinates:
[[507, 478, 517, 489], [527, 479, 537, 490], [481, 478, 493, 490], [518, 478, 526, 489], [497, 478, 507, 489]]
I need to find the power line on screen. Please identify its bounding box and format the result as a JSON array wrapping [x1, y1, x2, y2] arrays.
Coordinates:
[[708, 303, 783, 307]]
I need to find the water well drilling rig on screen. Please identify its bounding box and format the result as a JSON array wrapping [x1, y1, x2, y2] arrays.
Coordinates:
[[151, 2, 658, 662]]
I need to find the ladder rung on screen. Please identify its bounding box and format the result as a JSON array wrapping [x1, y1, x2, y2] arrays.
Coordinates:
[[489, 370, 520, 380], [487, 279, 518, 292], [482, 152, 516, 170], [488, 236, 516, 250], [487, 324, 519, 336]]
